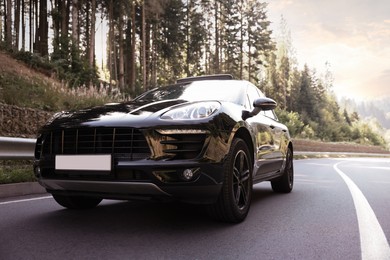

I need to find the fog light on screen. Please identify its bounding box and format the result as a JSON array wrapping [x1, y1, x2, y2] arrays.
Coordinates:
[[181, 168, 200, 181], [182, 169, 194, 180]]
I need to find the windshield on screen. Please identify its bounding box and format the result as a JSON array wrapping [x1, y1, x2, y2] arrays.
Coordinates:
[[135, 80, 246, 106]]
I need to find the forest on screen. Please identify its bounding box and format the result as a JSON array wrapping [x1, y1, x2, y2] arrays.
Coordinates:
[[0, 0, 387, 148]]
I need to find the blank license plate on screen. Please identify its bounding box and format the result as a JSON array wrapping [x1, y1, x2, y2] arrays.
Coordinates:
[[55, 155, 112, 171]]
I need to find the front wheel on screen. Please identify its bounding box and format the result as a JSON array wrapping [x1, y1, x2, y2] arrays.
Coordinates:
[[271, 146, 294, 193], [52, 194, 102, 209], [208, 138, 253, 223]]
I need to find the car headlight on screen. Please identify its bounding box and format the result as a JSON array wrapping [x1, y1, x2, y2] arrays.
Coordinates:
[[161, 101, 220, 120]]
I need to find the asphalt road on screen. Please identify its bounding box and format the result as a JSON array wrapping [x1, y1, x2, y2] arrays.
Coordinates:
[[1, 158, 389, 260]]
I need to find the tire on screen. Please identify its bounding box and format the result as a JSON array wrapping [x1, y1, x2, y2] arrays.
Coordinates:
[[208, 138, 253, 223], [271, 146, 294, 193], [52, 194, 102, 209]]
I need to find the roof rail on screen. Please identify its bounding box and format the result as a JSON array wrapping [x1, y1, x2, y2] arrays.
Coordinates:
[[176, 74, 233, 84]]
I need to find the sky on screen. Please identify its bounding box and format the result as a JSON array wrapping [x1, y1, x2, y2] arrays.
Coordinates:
[[266, 0, 390, 101]]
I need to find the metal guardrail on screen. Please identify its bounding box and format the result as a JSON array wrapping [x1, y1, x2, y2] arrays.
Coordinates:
[[0, 137, 36, 160]]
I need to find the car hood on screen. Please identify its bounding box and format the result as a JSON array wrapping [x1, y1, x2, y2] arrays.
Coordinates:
[[43, 99, 188, 129]]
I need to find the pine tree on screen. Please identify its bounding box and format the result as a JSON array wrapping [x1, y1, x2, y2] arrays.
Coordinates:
[[184, 0, 206, 76]]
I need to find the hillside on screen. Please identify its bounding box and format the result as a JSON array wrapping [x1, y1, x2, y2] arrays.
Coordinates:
[[0, 51, 58, 87], [0, 50, 118, 111], [0, 50, 65, 111], [0, 51, 121, 137]]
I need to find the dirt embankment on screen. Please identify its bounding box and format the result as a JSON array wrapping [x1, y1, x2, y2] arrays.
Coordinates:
[[293, 139, 390, 154], [0, 51, 56, 137]]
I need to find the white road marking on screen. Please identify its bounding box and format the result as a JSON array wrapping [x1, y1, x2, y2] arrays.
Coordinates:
[[334, 162, 390, 260], [0, 196, 52, 206]]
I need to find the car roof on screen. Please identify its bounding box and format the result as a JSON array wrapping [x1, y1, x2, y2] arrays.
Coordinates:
[[176, 74, 234, 84]]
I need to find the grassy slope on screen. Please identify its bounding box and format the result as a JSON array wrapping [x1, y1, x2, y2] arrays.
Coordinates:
[[0, 51, 117, 112]]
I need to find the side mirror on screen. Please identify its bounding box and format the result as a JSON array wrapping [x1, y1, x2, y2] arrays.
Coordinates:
[[242, 97, 277, 120], [253, 97, 277, 111]]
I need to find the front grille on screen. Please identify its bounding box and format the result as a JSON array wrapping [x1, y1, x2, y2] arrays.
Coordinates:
[[160, 133, 206, 159], [37, 127, 150, 160]]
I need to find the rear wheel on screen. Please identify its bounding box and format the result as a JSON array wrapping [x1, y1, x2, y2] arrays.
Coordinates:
[[271, 146, 294, 193], [208, 138, 253, 223], [52, 194, 102, 209]]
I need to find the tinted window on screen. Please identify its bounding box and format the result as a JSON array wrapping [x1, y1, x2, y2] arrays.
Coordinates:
[[246, 83, 265, 110], [246, 84, 260, 110]]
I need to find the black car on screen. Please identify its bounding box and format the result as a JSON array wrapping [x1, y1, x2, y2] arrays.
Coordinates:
[[34, 74, 293, 223]]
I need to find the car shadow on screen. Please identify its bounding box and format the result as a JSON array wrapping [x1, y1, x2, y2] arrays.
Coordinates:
[[2, 185, 297, 259], [25, 184, 286, 235]]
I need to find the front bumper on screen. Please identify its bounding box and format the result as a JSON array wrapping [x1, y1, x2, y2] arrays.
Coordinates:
[[35, 159, 224, 204]]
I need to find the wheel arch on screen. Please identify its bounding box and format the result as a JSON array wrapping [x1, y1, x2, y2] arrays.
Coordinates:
[[233, 127, 255, 166]]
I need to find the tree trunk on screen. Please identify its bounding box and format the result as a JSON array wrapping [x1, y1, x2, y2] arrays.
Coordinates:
[[239, 0, 244, 79], [89, 0, 96, 69], [248, 39, 251, 81], [34, 0, 38, 52], [141, 4, 146, 89], [130, 2, 136, 93], [185, 1, 190, 76], [118, 10, 125, 90], [21, 0, 25, 50], [214, 0, 219, 73], [50, 0, 59, 54], [108, 0, 116, 87], [60, 0, 68, 39], [14, 0, 21, 51], [71, 0, 78, 46], [151, 13, 158, 86], [38, 0, 48, 56], [29, 0, 33, 51], [5, 0, 12, 49], [0, 0, 3, 42]]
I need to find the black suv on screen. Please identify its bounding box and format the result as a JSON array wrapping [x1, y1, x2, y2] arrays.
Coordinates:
[[34, 74, 294, 222]]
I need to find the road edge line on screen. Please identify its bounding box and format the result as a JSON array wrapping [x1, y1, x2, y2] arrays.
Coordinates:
[[0, 195, 52, 205]]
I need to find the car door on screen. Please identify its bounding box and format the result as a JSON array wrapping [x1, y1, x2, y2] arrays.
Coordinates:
[[245, 84, 284, 178], [259, 109, 285, 173]]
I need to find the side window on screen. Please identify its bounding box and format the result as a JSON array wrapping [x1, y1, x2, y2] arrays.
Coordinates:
[[246, 84, 261, 110]]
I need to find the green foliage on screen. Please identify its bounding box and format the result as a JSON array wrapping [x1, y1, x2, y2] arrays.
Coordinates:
[[271, 57, 386, 147], [12, 51, 53, 73], [0, 161, 36, 184], [156, 0, 186, 80], [352, 122, 387, 147], [51, 36, 100, 88], [184, 0, 206, 76], [276, 108, 304, 137], [0, 70, 122, 112], [0, 73, 57, 110]]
